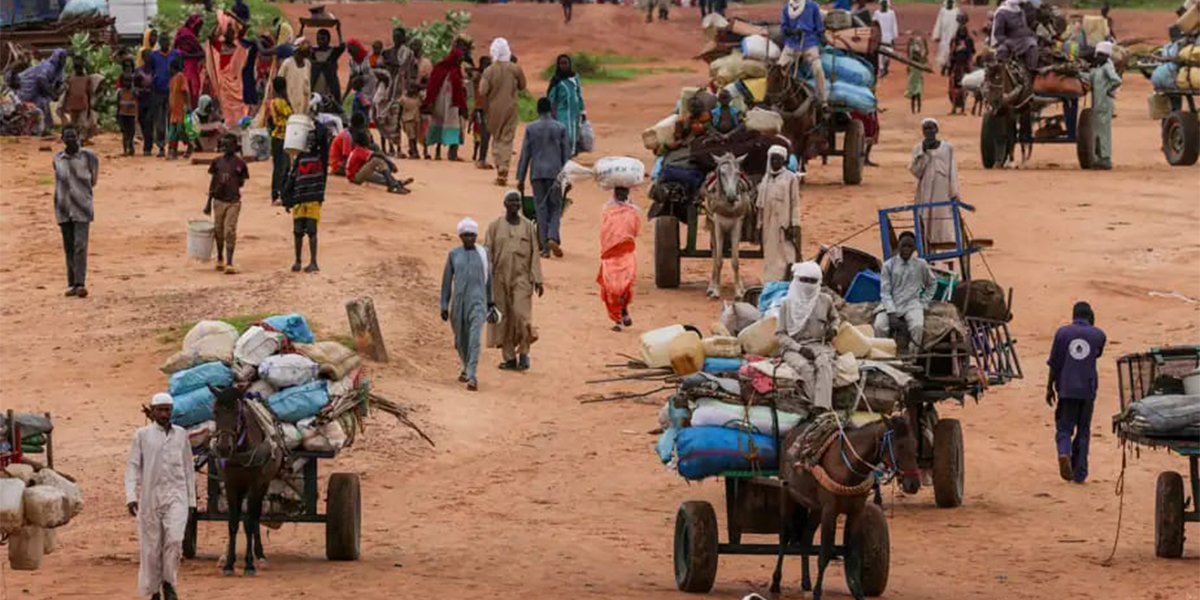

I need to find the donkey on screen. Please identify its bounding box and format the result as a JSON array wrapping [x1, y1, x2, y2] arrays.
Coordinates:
[[772, 415, 922, 600], [700, 152, 755, 300], [209, 384, 284, 576]]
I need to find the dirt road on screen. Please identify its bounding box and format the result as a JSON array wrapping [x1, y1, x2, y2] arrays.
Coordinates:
[[2, 3, 1197, 599]]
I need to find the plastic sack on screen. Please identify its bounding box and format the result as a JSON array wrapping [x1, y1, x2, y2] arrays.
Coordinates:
[[820, 49, 876, 88], [234, 326, 284, 366], [745, 107, 783, 134], [594, 156, 646, 190], [757, 280, 790, 315], [171, 386, 216, 427], [719, 301, 761, 337], [294, 341, 362, 381], [168, 361, 233, 396], [0, 479, 25, 534], [59, 0, 108, 21], [740, 35, 781, 62], [676, 426, 778, 480], [267, 380, 329, 423], [258, 354, 319, 389], [183, 112, 199, 141], [22, 486, 70, 528], [702, 336, 742, 358], [161, 320, 239, 373], [1152, 63, 1180, 90], [576, 118, 595, 153], [827, 81, 877, 111], [962, 68, 986, 92], [262, 313, 315, 344], [30, 469, 82, 518], [279, 422, 304, 450], [689, 399, 805, 435], [710, 51, 768, 86], [643, 114, 678, 151], [301, 418, 347, 452]]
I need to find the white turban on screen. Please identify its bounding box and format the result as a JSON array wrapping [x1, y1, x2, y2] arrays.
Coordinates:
[[922, 117, 939, 129], [766, 145, 789, 175], [1095, 41, 1113, 56], [490, 37, 512, 63], [457, 217, 479, 235], [150, 392, 174, 407], [784, 261, 823, 337]]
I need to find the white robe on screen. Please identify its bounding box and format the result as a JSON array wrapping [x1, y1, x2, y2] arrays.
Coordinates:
[[126, 424, 196, 598], [932, 5, 962, 70], [756, 169, 802, 282], [910, 140, 961, 247]]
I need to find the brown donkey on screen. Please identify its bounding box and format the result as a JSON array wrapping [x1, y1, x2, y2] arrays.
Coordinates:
[[773, 414, 922, 600]]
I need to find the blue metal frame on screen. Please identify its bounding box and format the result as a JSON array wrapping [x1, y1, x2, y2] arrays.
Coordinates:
[[878, 198, 978, 263]]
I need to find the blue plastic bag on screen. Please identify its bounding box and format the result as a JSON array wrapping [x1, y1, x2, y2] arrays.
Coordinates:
[[267, 380, 329, 422], [822, 49, 876, 88], [1152, 63, 1179, 91], [758, 280, 791, 314], [171, 386, 215, 427], [263, 313, 314, 344], [168, 362, 233, 396], [828, 81, 878, 111], [703, 357, 744, 374], [676, 426, 778, 480]]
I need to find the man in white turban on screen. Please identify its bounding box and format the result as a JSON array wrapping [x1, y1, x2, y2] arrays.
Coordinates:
[[1084, 41, 1120, 170], [441, 217, 497, 390], [480, 38, 527, 186], [756, 144, 802, 282], [910, 118, 960, 246], [775, 261, 840, 409], [126, 393, 195, 600]]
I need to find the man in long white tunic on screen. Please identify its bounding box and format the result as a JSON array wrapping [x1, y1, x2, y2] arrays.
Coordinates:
[[756, 145, 802, 282], [126, 393, 196, 600], [931, 0, 962, 73], [910, 118, 961, 248], [873, 231, 937, 350]]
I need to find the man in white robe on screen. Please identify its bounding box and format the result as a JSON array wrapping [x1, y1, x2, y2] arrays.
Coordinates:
[[931, 0, 962, 73], [756, 145, 802, 283], [910, 118, 961, 248], [126, 393, 196, 600]]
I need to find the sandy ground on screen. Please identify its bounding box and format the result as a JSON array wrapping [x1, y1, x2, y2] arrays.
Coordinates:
[[2, 2, 1198, 599]]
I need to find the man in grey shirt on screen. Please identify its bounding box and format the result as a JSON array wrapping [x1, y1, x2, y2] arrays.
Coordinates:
[[53, 125, 99, 298], [873, 231, 936, 350], [516, 97, 571, 259]]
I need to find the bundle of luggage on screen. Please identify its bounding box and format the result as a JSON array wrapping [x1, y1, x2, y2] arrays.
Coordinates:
[[159, 313, 369, 459], [1, 459, 83, 570], [1150, 36, 1200, 93], [1116, 394, 1200, 441]]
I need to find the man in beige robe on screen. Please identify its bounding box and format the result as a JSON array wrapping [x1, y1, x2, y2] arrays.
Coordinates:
[[485, 190, 544, 370], [910, 118, 961, 249], [774, 261, 840, 410], [756, 144, 802, 282], [480, 38, 527, 186]]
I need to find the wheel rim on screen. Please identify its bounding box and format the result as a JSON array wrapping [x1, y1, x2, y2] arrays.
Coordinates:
[[1168, 123, 1185, 156], [674, 515, 690, 580]]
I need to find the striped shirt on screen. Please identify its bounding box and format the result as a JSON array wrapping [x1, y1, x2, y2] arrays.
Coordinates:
[[53, 148, 99, 224]]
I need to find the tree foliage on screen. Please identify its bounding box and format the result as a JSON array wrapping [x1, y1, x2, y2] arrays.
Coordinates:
[[69, 32, 122, 131], [390, 10, 472, 64]]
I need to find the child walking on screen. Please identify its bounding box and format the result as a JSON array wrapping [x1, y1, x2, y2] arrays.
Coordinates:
[[63, 61, 93, 141], [399, 82, 422, 159], [283, 129, 329, 273], [116, 71, 139, 156], [167, 59, 193, 159], [203, 133, 250, 274], [269, 76, 293, 205], [905, 35, 928, 114]]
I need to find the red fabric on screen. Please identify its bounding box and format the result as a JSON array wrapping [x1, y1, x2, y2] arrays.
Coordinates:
[[345, 145, 372, 181], [423, 46, 467, 110], [851, 111, 880, 144], [596, 202, 641, 323], [175, 15, 205, 105], [347, 39, 367, 63], [329, 129, 353, 173]]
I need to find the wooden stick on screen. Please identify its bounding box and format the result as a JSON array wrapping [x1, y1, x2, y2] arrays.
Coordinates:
[[368, 392, 435, 448], [879, 45, 933, 73]]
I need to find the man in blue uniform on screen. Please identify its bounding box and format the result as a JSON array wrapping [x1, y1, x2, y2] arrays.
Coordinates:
[[1046, 301, 1107, 483]]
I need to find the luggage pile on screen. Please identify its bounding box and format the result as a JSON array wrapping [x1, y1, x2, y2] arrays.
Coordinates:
[[1149, 38, 1200, 95], [1, 457, 84, 570], [1115, 394, 1200, 440], [159, 313, 369, 460]]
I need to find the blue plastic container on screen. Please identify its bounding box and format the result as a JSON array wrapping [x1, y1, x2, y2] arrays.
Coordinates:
[[703, 357, 744, 374], [844, 270, 881, 303]]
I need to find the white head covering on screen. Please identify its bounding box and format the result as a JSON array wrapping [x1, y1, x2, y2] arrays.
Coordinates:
[[787, 0, 808, 20], [922, 117, 939, 129], [309, 93, 323, 114], [765, 145, 789, 176], [490, 37, 512, 63], [784, 261, 823, 337], [150, 393, 174, 407], [1095, 41, 1114, 56], [457, 217, 479, 235]]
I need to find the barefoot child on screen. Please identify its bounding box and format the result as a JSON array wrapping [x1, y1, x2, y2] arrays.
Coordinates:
[[168, 59, 193, 159], [283, 128, 328, 273], [203, 133, 249, 274], [905, 35, 928, 114], [399, 82, 423, 159]]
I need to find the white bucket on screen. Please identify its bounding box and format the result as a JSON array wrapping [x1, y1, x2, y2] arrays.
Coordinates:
[[284, 115, 314, 156], [187, 220, 215, 261]]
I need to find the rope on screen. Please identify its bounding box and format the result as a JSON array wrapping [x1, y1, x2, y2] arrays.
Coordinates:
[[1099, 444, 1128, 566], [806, 463, 875, 496]]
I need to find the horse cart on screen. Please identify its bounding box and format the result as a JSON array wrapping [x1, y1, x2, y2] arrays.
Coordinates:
[[1155, 90, 1200, 166], [183, 450, 362, 561], [1112, 346, 1200, 558], [980, 65, 1096, 169]]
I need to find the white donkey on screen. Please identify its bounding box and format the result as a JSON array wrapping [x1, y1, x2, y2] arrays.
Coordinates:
[[701, 152, 755, 300]]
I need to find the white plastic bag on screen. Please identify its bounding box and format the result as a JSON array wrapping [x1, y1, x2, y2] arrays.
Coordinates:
[[258, 354, 319, 389], [182, 320, 239, 363], [746, 107, 784, 135], [740, 35, 781, 62], [576, 118, 595, 153], [594, 156, 646, 190], [234, 326, 284, 366]]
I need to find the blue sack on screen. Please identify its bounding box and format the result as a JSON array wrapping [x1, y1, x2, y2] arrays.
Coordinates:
[[828, 81, 878, 111], [267, 380, 329, 422], [822, 49, 876, 88], [171, 386, 215, 427], [676, 426, 778, 480], [703, 357, 744, 374], [758, 280, 791, 314], [168, 362, 233, 396], [1152, 63, 1179, 91], [263, 313, 315, 344]]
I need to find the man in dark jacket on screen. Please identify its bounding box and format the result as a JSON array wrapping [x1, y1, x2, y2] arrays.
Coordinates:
[[1046, 301, 1107, 483], [515, 97, 571, 258]]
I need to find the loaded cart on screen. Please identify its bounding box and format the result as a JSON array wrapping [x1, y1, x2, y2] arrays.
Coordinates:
[[184, 450, 362, 561], [1111, 346, 1200, 559]]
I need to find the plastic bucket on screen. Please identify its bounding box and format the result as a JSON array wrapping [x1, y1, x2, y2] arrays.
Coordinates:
[[187, 220, 215, 261], [284, 115, 314, 156]]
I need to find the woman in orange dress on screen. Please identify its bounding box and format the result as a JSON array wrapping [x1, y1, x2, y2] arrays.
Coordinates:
[[597, 186, 641, 331]]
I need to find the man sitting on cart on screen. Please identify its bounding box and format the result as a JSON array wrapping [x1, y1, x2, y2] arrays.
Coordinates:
[[873, 231, 936, 353], [656, 96, 711, 198], [990, 0, 1040, 74], [779, 0, 828, 104], [707, 89, 744, 137], [775, 261, 840, 410]]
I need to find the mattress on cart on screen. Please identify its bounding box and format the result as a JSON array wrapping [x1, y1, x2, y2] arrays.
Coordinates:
[[1121, 394, 1200, 439]]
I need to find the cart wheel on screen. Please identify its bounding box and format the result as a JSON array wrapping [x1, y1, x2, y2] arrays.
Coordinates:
[[859, 502, 890, 597], [1076, 108, 1095, 170], [1163, 111, 1200, 166], [1155, 471, 1185, 558], [182, 511, 198, 559], [326, 473, 361, 561], [674, 501, 718, 593], [843, 119, 865, 185], [980, 113, 998, 169], [654, 216, 681, 289], [933, 419, 964, 509]]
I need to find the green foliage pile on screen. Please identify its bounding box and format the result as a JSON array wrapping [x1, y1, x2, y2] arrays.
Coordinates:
[[69, 32, 122, 131], [390, 10, 472, 64]]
